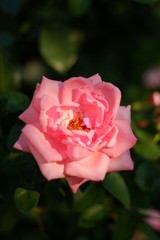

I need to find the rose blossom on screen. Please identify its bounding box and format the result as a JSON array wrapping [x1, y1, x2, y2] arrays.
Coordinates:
[[142, 67, 160, 88], [143, 209, 160, 232], [149, 91, 160, 106], [14, 74, 137, 193]]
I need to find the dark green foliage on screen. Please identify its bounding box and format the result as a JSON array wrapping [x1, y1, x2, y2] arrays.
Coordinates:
[[103, 172, 130, 208], [14, 187, 40, 213]]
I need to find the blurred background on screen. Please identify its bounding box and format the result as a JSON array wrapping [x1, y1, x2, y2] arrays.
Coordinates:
[[1, 0, 160, 239]]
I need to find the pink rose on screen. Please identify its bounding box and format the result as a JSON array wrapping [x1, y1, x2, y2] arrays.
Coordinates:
[[14, 74, 137, 193], [143, 209, 160, 232], [149, 91, 160, 106], [142, 67, 160, 88]]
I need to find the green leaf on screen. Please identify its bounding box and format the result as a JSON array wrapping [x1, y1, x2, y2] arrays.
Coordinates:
[[7, 122, 24, 151], [68, 0, 91, 16], [39, 26, 83, 74], [103, 172, 130, 208], [112, 210, 137, 240], [14, 187, 40, 213], [0, 51, 15, 91], [73, 182, 109, 212], [135, 162, 156, 191], [0, 91, 29, 113], [78, 204, 107, 228], [132, 124, 153, 142], [134, 140, 160, 161]]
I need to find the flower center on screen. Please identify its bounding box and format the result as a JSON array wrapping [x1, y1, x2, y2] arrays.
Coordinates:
[[67, 112, 92, 132]]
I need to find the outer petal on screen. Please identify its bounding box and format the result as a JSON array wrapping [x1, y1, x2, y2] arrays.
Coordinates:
[[115, 105, 131, 122], [13, 133, 30, 152], [67, 145, 93, 161], [22, 123, 67, 162], [19, 84, 40, 123], [101, 120, 137, 158], [94, 82, 121, 117], [87, 73, 102, 85], [65, 152, 111, 181], [96, 125, 118, 149], [33, 76, 62, 110], [27, 142, 65, 179], [65, 176, 88, 194], [39, 94, 61, 132], [107, 151, 134, 172]]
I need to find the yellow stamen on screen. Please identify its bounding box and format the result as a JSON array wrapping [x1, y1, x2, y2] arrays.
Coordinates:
[[67, 112, 92, 132]]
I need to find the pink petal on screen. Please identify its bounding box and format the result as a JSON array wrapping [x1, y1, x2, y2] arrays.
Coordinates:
[[105, 126, 119, 148], [71, 129, 95, 146], [87, 73, 102, 85], [27, 142, 65, 180], [115, 105, 131, 122], [94, 82, 121, 117], [147, 209, 160, 219], [65, 152, 110, 181], [145, 219, 160, 232], [83, 117, 92, 128], [65, 176, 88, 194], [61, 77, 90, 105], [101, 120, 137, 158], [22, 123, 66, 163], [19, 84, 40, 123], [19, 103, 39, 124], [40, 94, 58, 112], [72, 87, 90, 103], [41, 162, 65, 180], [39, 95, 60, 132], [13, 133, 30, 152], [94, 125, 117, 150], [80, 94, 105, 127], [33, 76, 62, 110], [67, 144, 93, 161], [107, 151, 134, 172]]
